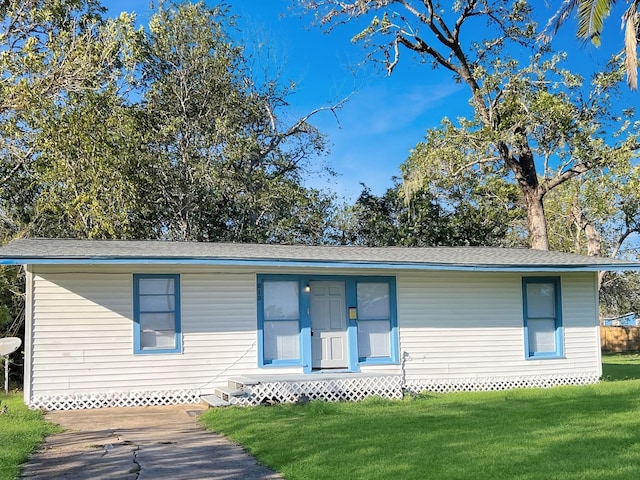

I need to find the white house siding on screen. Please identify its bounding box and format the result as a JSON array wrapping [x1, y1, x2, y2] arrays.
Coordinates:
[[25, 265, 602, 409], [26, 265, 302, 410], [396, 271, 601, 393]]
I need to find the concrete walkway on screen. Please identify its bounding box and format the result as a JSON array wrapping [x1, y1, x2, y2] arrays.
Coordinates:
[[21, 404, 282, 480]]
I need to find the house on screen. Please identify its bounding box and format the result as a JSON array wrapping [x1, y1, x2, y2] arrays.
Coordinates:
[[1, 238, 638, 410]]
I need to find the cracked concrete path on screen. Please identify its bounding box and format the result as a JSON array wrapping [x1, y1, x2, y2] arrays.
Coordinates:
[[21, 404, 283, 480]]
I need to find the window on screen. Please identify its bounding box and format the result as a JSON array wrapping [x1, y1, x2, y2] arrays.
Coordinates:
[[357, 282, 392, 360], [134, 274, 181, 354], [257, 275, 398, 370], [523, 277, 563, 358], [259, 279, 301, 365]]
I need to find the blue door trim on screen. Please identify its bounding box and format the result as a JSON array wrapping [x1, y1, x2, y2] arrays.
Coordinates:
[[257, 274, 399, 373]]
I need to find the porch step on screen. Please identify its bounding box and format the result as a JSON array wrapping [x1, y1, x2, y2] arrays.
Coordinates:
[[227, 376, 261, 389], [205, 374, 404, 407], [214, 386, 246, 403], [200, 394, 230, 407]]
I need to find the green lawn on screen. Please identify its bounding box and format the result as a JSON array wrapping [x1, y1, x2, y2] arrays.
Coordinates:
[[602, 352, 640, 380], [2, 355, 640, 480], [0, 393, 59, 480], [201, 355, 640, 480]]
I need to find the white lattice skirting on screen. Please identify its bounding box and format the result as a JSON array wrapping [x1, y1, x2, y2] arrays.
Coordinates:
[[30, 389, 201, 411], [237, 375, 404, 406], [30, 374, 601, 410], [404, 373, 601, 395]]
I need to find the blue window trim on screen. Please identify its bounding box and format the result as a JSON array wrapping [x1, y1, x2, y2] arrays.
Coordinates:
[[355, 277, 399, 365], [522, 276, 563, 359], [257, 275, 305, 368], [257, 274, 399, 371], [133, 273, 182, 355]]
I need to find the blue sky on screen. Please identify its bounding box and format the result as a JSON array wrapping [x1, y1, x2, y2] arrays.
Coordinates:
[[107, 1, 640, 201], [230, 1, 473, 199]]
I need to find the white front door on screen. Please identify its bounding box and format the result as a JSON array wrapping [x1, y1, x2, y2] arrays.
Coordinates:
[[310, 281, 348, 369]]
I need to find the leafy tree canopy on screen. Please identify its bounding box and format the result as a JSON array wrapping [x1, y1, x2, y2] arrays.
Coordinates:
[[297, 0, 640, 251], [0, 0, 339, 348], [1, 0, 335, 243], [342, 181, 521, 247]]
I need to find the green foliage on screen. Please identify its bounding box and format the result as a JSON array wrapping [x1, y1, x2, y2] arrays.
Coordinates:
[[546, 0, 639, 89], [0, 0, 141, 239], [544, 157, 640, 257], [201, 380, 640, 479], [342, 182, 521, 247], [541, 138, 639, 310], [0, 0, 337, 376], [0, 0, 111, 113], [300, 1, 640, 250], [402, 49, 638, 249], [0, 267, 23, 336], [0, 266, 25, 387], [600, 271, 640, 317], [578, 0, 615, 47], [31, 89, 152, 239], [0, 393, 60, 480], [1, 0, 334, 244], [333, 0, 536, 76], [136, 1, 332, 242]]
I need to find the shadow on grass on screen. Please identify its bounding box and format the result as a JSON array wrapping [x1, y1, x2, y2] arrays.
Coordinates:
[[602, 352, 640, 381]]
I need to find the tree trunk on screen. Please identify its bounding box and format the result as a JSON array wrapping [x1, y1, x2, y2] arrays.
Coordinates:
[[498, 137, 549, 250], [571, 203, 602, 256], [523, 188, 549, 250], [584, 224, 602, 256]]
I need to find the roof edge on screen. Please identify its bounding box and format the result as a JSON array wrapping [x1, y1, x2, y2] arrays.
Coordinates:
[[3, 256, 639, 272]]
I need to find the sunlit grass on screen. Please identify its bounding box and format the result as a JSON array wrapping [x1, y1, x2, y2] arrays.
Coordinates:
[[0, 393, 59, 480], [201, 361, 640, 480], [3, 354, 640, 480]]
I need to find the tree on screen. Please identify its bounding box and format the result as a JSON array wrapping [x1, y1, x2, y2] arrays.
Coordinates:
[[0, 0, 140, 239], [343, 184, 432, 246], [137, 1, 334, 243], [544, 161, 640, 259], [0, 0, 340, 362], [1, 0, 338, 243], [0, 0, 112, 115], [341, 181, 520, 247], [0, 1, 148, 363], [600, 271, 640, 317], [542, 157, 640, 311], [298, 0, 639, 249], [31, 89, 154, 239], [545, 0, 640, 89]]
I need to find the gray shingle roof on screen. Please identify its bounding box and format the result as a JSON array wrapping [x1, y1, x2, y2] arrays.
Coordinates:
[[0, 238, 638, 272]]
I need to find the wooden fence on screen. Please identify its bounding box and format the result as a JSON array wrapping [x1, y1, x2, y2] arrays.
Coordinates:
[[601, 326, 640, 352]]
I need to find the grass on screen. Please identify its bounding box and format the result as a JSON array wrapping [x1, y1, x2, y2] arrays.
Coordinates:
[[1, 355, 639, 480], [0, 393, 60, 480], [602, 352, 640, 380], [201, 354, 640, 480]]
